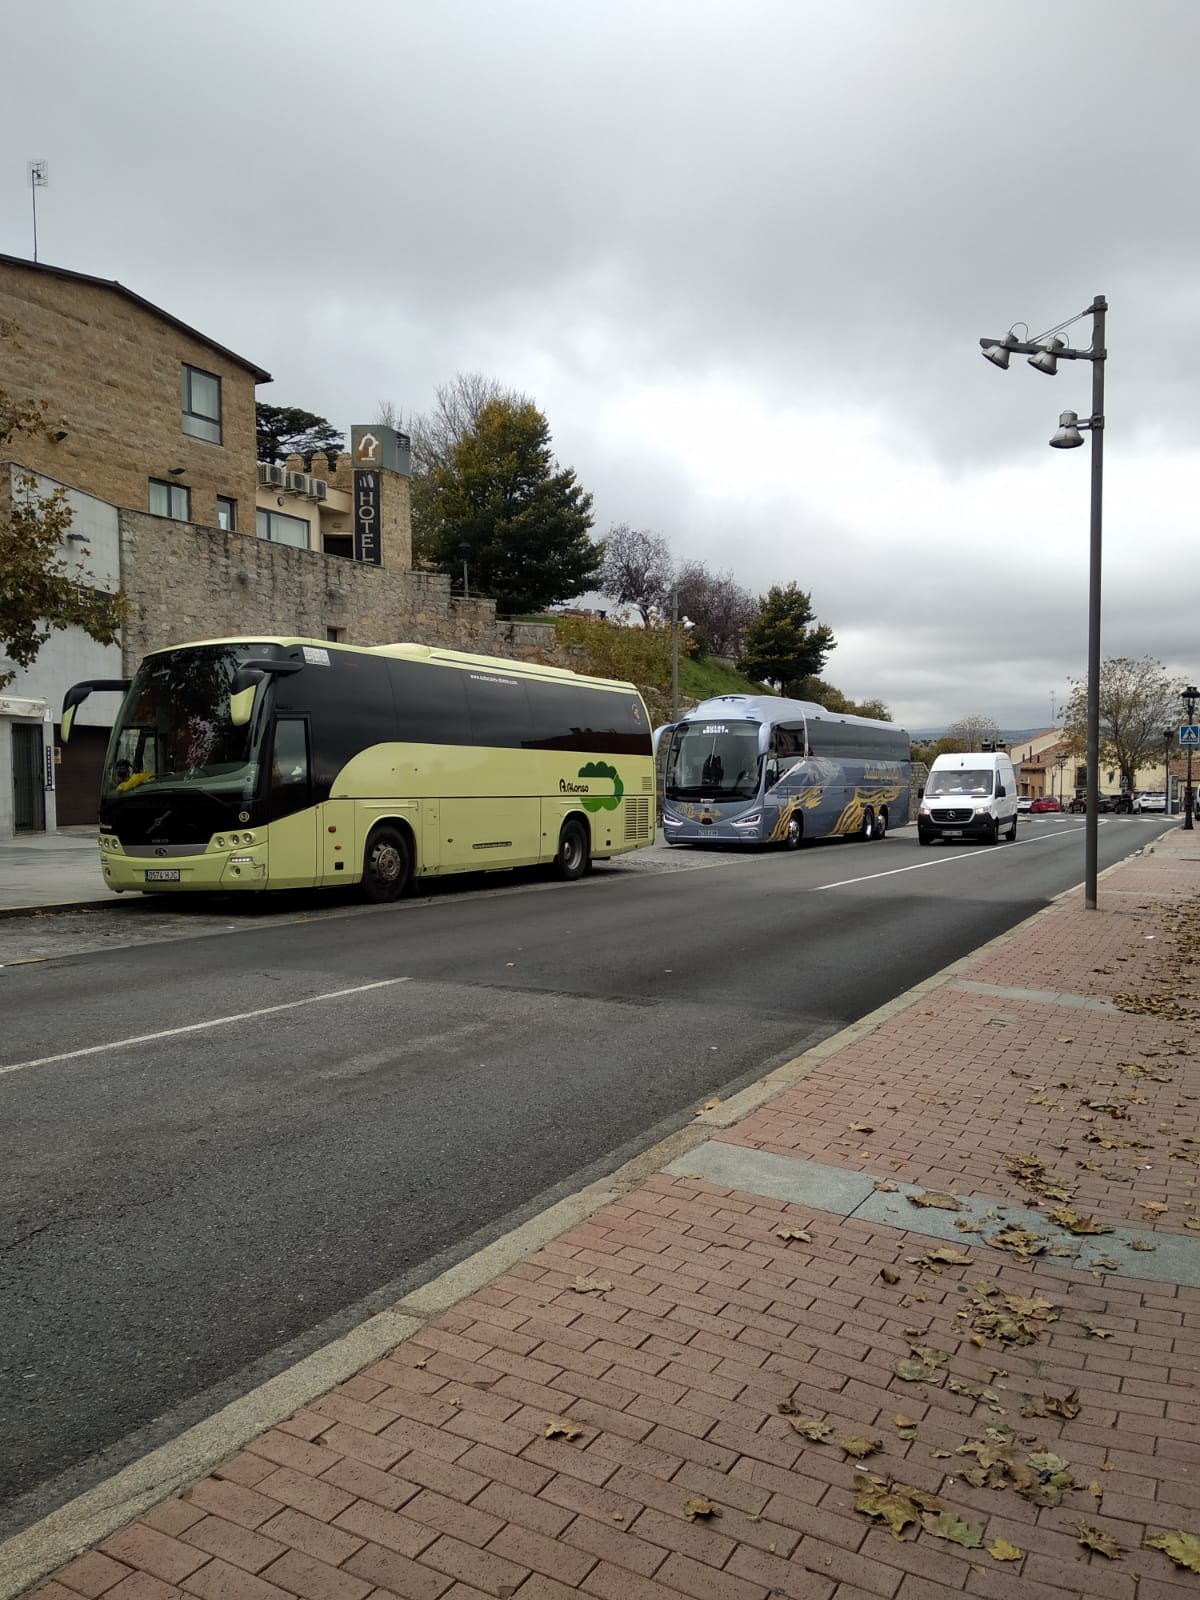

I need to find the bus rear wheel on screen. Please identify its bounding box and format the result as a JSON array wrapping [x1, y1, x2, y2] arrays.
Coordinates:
[[362, 825, 412, 902], [555, 818, 590, 881], [874, 808, 887, 840]]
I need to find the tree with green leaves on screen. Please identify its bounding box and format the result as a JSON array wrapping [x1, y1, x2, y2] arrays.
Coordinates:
[[255, 403, 344, 466], [737, 582, 835, 692], [1062, 656, 1179, 792], [1, 326, 127, 691], [791, 675, 892, 720], [383, 374, 530, 568], [423, 398, 601, 614]]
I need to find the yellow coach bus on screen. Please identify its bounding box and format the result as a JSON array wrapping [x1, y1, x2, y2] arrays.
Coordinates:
[[61, 637, 656, 899]]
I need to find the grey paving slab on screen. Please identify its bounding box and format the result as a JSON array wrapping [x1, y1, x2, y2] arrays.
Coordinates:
[[952, 979, 1120, 1013], [669, 1143, 1200, 1287], [664, 1141, 878, 1215]]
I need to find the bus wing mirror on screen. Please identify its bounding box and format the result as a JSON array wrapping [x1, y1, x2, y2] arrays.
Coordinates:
[[60, 678, 130, 743], [229, 657, 304, 727]]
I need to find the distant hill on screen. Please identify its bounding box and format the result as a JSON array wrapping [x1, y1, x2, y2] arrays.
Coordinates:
[[909, 726, 1053, 744]]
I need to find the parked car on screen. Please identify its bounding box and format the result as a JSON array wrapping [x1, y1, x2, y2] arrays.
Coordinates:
[[1029, 796, 1062, 813], [1134, 791, 1167, 813], [1017, 796, 1033, 813], [1069, 793, 1124, 813]]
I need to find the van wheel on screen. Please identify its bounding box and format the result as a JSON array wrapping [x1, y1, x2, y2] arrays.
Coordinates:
[[983, 819, 999, 845], [556, 818, 589, 881], [874, 808, 887, 841], [785, 814, 804, 850], [362, 825, 411, 902], [1006, 815, 1018, 841], [861, 807, 876, 840]]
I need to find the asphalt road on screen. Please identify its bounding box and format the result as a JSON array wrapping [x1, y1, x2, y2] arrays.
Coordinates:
[[0, 814, 1171, 1533]]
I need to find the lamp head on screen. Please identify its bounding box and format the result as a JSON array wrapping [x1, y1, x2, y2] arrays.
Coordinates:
[[981, 333, 1019, 370], [1183, 685, 1199, 719], [1028, 336, 1066, 376], [1049, 411, 1085, 449]]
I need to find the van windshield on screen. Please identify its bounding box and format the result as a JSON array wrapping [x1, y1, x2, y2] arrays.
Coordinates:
[[927, 769, 994, 796]]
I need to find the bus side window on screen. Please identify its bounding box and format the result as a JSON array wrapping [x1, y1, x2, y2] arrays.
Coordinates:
[[270, 717, 311, 818]]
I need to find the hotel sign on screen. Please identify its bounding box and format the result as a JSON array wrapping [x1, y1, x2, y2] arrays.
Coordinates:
[[353, 469, 381, 565]]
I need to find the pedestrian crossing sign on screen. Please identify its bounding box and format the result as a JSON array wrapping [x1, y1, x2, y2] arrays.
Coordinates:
[[1180, 724, 1200, 746]]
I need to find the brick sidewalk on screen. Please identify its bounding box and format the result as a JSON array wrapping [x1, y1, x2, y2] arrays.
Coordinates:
[[19, 832, 1200, 1600]]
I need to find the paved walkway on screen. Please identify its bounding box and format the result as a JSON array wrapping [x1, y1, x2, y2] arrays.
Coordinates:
[[6, 830, 1200, 1600], [0, 829, 107, 915]]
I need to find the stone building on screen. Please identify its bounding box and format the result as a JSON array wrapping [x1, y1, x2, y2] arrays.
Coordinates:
[[0, 253, 562, 835]]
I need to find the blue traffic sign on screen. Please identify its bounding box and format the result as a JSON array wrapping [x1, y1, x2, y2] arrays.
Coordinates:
[[1180, 724, 1200, 747]]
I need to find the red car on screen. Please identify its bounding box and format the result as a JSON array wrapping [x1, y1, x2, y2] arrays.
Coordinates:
[[1029, 796, 1062, 813]]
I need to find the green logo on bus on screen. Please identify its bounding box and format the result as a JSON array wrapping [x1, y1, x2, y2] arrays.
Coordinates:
[[577, 761, 623, 812]]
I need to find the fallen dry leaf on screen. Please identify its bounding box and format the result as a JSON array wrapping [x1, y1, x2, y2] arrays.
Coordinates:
[[683, 1496, 720, 1520], [786, 1416, 833, 1441], [907, 1190, 961, 1211], [1047, 1208, 1114, 1236], [852, 1473, 942, 1540], [1140, 1201, 1169, 1216], [849, 1123, 875, 1133], [894, 1413, 918, 1429], [1130, 1239, 1158, 1251], [894, 1357, 942, 1383], [921, 1509, 983, 1547], [874, 1180, 899, 1192], [775, 1226, 813, 1242], [986, 1225, 1047, 1260], [1075, 1522, 1124, 1559], [1021, 1389, 1080, 1420], [841, 1435, 882, 1459], [880, 1266, 901, 1285], [988, 1537, 1023, 1561], [1144, 1529, 1200, 1572], [545, 1418, 584, 1440], [571, 1276, 614, 1294], [695, 1098, 721, 1115]]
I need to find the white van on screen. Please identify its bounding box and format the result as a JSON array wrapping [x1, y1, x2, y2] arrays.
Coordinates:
[[918, 750, 1018, 846]]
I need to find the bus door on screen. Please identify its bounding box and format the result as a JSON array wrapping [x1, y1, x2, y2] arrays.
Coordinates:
[[267, 716, 318, 888]]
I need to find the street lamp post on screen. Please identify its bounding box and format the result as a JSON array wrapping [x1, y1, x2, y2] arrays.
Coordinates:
[[1183, 685, 1198, 831], [979, 296, 1106, 907], [459, 544, 470, 601], [1055, 751, 1068, 806]]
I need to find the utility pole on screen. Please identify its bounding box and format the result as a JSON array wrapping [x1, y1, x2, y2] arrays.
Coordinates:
[[28, 160, 47, 262]]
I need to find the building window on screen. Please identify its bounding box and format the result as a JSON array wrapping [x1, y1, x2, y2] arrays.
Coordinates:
[[216, 496, 237, 531], [326, 626, 343, 643], [149, 478, 190, 520], [255, 508, 309, 549], [181, 364, 222, 443]]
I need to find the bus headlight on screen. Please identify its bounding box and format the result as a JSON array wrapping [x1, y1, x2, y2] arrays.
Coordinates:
[[731, 813, 762, 828], [662, 812, 685, 827]]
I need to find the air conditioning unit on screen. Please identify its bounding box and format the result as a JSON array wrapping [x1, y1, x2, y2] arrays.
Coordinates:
[[286, 471, 309, 494], [261, 464, 285, 488], [311, 479, 328, 502], [257, 462, 272, 486]]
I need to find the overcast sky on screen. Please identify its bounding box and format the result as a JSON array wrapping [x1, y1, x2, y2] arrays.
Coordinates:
[[4, 0, 1198, 731]]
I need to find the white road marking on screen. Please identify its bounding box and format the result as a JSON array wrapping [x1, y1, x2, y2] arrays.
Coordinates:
[[816, 823, 1091, 890], [0, 978, 412, 1078]]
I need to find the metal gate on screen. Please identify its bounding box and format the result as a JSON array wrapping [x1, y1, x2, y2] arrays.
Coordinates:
[[12, 723, 46, 833]]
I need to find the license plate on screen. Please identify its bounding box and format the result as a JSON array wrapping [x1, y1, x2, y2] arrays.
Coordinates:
[[944, 830, 962, 838], [144, 868, 180, 882]]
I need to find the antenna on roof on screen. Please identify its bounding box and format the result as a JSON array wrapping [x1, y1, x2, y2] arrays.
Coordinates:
[[28, 159, 47, 262]]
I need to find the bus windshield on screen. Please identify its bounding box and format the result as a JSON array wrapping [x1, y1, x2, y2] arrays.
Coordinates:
[[926, 768, 994, 797], [102, 645, 267, 802], [666, 719, 763, 801]]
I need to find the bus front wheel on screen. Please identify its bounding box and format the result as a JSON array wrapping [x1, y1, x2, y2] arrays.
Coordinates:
[[861, 806, 876, 840], [785, 814, 804, 850], [556, 818, 590, 881], [362, 825, 412, 902]]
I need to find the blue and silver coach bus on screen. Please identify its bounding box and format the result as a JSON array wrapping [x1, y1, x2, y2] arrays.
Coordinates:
[[655, 694, 911, 848]]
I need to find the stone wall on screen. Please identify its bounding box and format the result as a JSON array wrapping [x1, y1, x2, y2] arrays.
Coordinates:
[[119, 510, 567, 670], [1, 258, 261, 532]]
